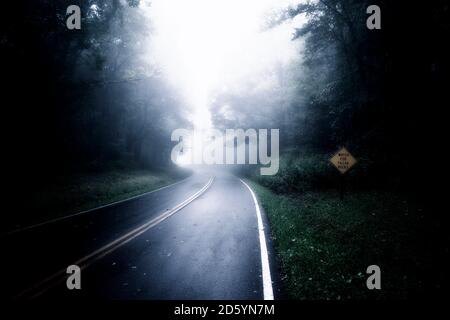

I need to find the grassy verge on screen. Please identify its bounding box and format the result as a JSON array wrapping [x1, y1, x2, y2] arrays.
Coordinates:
[[6, 169, 188, 232], [247, 180, 426, 300]]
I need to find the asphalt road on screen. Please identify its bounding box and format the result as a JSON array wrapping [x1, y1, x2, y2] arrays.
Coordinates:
[[1, 171, 280, 300]]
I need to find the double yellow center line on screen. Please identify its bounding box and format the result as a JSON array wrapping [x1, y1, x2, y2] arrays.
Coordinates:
[[17, 176, 215, 299]]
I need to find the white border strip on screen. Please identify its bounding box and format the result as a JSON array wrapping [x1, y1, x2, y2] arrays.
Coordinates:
[[240, 179, 274, 300], [4, 176, 191, 236]]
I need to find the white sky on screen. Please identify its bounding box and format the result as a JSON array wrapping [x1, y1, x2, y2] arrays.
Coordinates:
[[141, 0, 305, 130]]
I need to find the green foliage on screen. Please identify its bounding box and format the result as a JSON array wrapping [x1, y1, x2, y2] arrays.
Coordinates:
[[2, 0, 189, 171], [286, 0, 388, 150], [254, 150, 335, 193], [3, 168, 187, 233], [248, 181, 424, 300]]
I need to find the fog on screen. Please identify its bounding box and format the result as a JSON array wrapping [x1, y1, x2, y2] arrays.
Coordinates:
[[141, 0, 305, 131]]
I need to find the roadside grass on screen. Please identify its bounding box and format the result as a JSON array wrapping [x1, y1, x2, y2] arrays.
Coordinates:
[[5, 169, 188, 232], [247, 180, 424, 300]]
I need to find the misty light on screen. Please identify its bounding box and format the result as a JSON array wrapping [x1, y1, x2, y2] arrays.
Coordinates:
[[141, 0, 305, 165]]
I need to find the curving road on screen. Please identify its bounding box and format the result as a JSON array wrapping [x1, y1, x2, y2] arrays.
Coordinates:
[[1, 171, 280, 300]]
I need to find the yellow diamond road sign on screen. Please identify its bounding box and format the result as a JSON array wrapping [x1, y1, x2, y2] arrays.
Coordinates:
[[330, 147, 357, 174]]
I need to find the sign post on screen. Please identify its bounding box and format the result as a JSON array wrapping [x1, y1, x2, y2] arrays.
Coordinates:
[[330, 147, 357, 200]]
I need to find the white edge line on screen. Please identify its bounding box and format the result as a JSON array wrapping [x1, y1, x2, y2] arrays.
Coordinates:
[[18, 176, 214, 299], [4, 176, 191, 235], [240, 179, 274, 300]]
